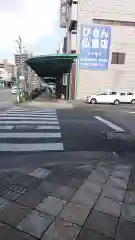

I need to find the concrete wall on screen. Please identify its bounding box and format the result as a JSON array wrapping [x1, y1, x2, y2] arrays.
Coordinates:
[[77, 0, 135, 99]]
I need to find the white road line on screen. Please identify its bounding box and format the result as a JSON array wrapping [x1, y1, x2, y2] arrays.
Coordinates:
[[0, 117, 58, 120], [7, 110, 56, 113], [129, 112, 135, 114], [0, 121, 59, 124], [0, 143, 64, 151], [0, 126, 14, 129], [0, 132, 61, 138], [0, 114, 57, 117], [6, 112, 57, 116], [94, 116, 125, 132], [36, 126, 60, 130]]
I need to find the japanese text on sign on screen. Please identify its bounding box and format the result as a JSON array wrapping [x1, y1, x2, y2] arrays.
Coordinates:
[[80, 25, 111, 70]]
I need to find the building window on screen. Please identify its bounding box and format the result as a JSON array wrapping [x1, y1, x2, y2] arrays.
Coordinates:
[[120, 92, 126, 96], [111, 52, 125, 65], [109, 92, 117, 95], [127, 92, 134, 95]]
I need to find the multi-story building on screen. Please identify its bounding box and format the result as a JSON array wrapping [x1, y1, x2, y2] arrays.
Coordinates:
[[0, 60, 16, 88], [62, 0, 135, 100]]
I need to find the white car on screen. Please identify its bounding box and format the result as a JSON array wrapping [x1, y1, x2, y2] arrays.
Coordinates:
[[86, 90, 135, 105]]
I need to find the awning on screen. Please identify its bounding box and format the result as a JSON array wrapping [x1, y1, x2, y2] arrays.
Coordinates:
[[26, 54, 78, 78]]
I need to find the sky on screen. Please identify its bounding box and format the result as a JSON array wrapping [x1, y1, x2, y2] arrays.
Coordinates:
[[0, 0, 65, 62]]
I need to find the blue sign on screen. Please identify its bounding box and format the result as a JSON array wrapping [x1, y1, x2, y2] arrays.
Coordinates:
[[80, 25, 111, 70]]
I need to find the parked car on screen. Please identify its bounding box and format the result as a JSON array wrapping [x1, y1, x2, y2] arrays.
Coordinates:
[[86, 90, 135, 105]]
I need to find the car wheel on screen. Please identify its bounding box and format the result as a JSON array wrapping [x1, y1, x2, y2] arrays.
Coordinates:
[[90, 98, 97, 104], [131, 99, 135, 104], [114, 99, 120, 105]]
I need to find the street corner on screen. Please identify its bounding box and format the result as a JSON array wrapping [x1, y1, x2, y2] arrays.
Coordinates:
[[0, 162, 134, 239]]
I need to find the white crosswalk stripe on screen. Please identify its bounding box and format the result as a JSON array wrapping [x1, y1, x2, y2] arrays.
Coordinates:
[[0, 108, 64, 152]]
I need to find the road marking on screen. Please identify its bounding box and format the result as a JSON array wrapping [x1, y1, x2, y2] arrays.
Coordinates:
[[5, 112, 57, 116], [0, 121, 59, 124], [36, 126, 60, 130], [0, 143, 64, 151], [94, 116, 125, 132], [0, 126, 14, 129], [0, 132, 61, 138], [7, 109, 56, 113], [129, 112, 135, 114], [0, 116, 58, 120], [0, 114, 57, 117]]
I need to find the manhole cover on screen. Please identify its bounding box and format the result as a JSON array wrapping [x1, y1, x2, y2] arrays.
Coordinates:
[[15, 125, 35, 129], [0, 172, 27, 200]]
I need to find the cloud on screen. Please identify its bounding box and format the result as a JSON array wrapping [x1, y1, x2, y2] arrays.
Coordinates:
[[0, 0, 60, 54]]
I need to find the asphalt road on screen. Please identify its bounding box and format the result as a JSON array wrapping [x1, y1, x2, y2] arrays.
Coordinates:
[[0, 101, 135, 170], [0, 89, 14, 110]]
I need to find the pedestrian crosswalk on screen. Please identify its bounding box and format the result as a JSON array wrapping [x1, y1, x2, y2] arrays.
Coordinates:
[[0, 107, 64, 152]]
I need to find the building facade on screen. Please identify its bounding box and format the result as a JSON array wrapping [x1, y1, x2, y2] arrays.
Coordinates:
[[0, 60, 16, 88], [62, 0, 135, 100]]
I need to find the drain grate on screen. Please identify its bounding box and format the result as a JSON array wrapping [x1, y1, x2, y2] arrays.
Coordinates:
[[0, 172, 27, 200]]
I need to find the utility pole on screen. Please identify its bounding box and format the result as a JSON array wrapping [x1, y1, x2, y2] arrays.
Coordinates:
[[16, 35, 23, 77], [15, 36, 25, 102]]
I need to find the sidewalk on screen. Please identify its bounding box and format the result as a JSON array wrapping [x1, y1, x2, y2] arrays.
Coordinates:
[[0, 162, 134, 239], [22, 99, 73, 109], [21, 93, 73, 109]]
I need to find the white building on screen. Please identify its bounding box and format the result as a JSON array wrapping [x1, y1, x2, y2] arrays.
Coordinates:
[[62, 0, 135, 100], [0, 60, 15, 88]]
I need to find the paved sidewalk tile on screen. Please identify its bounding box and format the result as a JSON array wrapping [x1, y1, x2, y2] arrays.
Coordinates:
[[102, 185, 126, 201], [97, 162, 114, 172], [96, 166, 112, 176], [17, 210, 54, 238], [0, 197, 10, 212], [85, 210, 118, 238], [71, 189, 98, 209], [115, 165, 132, 172], [77, 164, 94, 172], [116, 219, 135, 240], [15, 174, 40, 189], [121, 203, 135, 223], [111, 165, 131, 180], [78, 229, 111, 240], [37, 180, 56, 195], [87, 171, 108, 184], [73, 169, 89, 181], [36, 196, 67, 216], [80, 180, 103, 194], [95, 196, 122, 217], [0, 202, 30, 227], [51, 185, 77, 201], [59, 202, 89, 226], [125, 191, 135, 204], [105, 176, 128, 189], [127, 182, 135, 191], [68, 176, 84, 189], [42, 218, 81, 240], [0, 222, 36, 240], [29, 168, 51, 179], [17, 189, 48, 208]]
